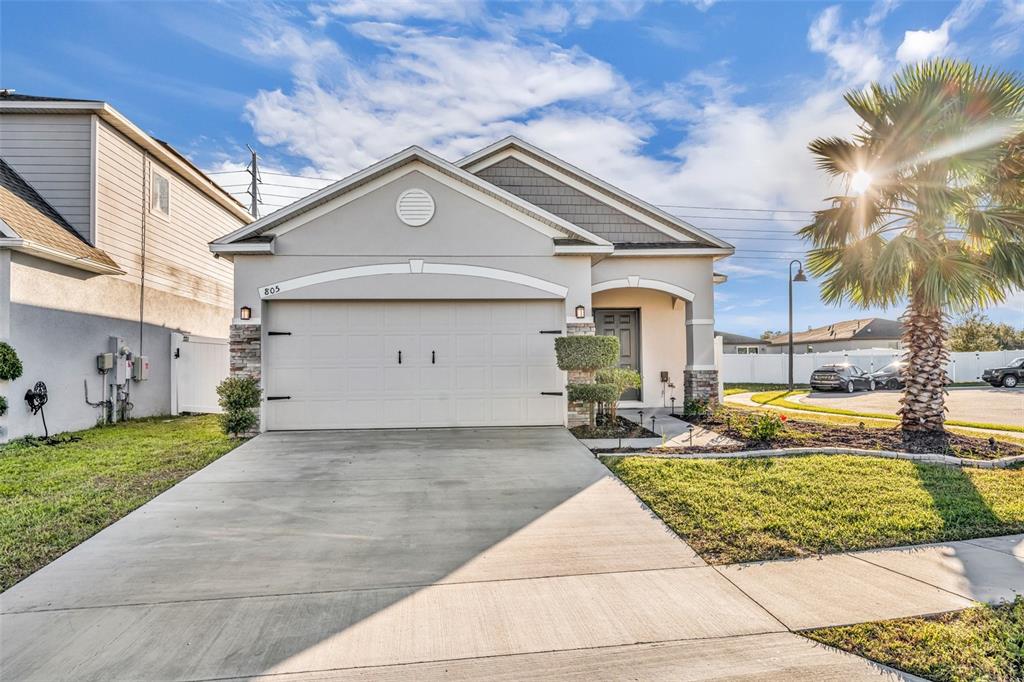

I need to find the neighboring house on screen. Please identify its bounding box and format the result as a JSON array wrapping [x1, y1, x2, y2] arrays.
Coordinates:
[[0, 92, 251, 440], [211, 137, 734, 430], [716, 331, 770, 354], [767, 317, 902, 354]]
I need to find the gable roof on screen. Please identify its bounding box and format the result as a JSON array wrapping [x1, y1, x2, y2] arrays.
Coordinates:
[[0, 158, 122, 274], [457, 136, 734, 251], [474, 156, 676, 245], [769, 317, 902, 346], [211, 145, 612, 249], [0, 92, 252, 223]]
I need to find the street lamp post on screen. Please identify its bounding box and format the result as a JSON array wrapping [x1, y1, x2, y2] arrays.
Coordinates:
[[788, 259, 807, 391]]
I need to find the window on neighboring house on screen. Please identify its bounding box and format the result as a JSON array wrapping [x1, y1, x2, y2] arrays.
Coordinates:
[[151, 170, 170, 215], [736, 346, 760, 354]]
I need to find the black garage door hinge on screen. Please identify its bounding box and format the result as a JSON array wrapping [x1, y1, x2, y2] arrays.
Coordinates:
[[539, 330, 563, 334], [540, 391, 563, 396], [268, 331, 291, 336], [266, 396, 291, 401]]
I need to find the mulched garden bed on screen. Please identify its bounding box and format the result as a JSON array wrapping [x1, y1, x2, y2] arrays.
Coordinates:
[[570, 415, 659, 439], [645, 406, 1021, 461]]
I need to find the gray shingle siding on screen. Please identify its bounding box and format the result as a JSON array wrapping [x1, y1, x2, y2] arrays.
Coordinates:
[[475, 157, 679, 244]]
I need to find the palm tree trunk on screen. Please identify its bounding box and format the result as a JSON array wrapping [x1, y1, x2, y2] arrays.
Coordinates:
[[898, 294, 950, 453]]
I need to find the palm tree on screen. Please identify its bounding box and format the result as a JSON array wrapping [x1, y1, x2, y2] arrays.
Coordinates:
[[802, 60, 1024, 452]]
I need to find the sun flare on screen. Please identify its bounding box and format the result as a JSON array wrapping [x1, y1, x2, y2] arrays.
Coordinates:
[[850, 170, 873, 195]]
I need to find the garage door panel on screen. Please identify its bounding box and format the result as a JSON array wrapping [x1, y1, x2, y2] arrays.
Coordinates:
[[307, 368, 347, 395], [347, 335, 384, 363], [347, 367, 383, 393], [456, 334, 490, 361], [492, 365, 525, 390], [419, 366, 454, 389], [309, 335, 347, 361], [266, 300, 565, 429], [456, 398, 489, 424]]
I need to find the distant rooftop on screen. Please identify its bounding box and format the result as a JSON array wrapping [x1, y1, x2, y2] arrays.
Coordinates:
[[769, 317, 902, 345]]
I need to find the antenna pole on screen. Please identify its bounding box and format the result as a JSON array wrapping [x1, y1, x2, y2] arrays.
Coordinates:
[[246, 145, 261, 218]]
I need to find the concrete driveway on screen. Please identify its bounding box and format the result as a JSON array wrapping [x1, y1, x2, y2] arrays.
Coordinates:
[[1, 428, 909, 680], [801, 386, 1024, 425]]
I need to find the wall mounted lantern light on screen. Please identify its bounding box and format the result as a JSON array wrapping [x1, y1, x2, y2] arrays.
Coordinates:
[[240, 306, 252, 321], [575, 305, 586, 319]]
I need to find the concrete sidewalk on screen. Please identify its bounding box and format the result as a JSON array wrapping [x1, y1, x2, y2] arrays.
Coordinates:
[[720, 534, 1024, 630]]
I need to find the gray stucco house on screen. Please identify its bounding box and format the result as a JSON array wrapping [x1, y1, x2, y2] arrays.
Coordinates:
[[716, 331, 771, 354], [211, 137, 733, 429], [0, 93, 250, 440]]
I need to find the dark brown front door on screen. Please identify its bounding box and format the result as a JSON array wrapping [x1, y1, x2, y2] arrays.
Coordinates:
[[595, 308, 640, 401]]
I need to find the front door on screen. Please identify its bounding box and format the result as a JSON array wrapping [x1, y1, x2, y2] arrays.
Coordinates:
[[595, 309, 640, 401]]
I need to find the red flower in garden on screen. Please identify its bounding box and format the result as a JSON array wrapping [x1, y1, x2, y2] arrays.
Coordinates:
[[780, 414, 787, 422]]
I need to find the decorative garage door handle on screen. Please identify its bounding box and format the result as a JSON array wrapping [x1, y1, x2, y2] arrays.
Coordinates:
[[267, 396, 291, 400], [432, 350, 436, 364], [398, 351, 402, 365]]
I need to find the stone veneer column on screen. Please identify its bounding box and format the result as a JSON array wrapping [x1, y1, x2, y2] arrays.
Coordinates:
[[565, 321, 596, 427], [230, 323, 262, 434], [683, 369, 719, 404]]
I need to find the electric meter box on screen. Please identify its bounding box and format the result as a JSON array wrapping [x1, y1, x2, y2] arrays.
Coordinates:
[[97, 353, 114, 371], [132, 356, 150, 381]]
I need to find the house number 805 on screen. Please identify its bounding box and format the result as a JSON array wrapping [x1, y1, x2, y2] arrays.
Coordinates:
[[263, 285, 281, 296]]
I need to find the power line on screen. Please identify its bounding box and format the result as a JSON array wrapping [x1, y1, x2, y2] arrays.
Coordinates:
[[658, 203, 816, 213]]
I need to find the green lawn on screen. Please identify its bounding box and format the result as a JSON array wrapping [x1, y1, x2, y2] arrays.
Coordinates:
[[602, 454, 1024, 564], [724, 383, 808, 396], [749, 389, 1024, 433], [0, 415, 240, 591], [805, 598, 1024, 682]]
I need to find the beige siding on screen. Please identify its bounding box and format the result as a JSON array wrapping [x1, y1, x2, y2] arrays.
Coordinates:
[[0, 113, 93, 240], [94, 118, 239, 311]]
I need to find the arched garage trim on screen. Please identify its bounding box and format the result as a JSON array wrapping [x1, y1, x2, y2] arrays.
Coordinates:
[[592, 277, 695, 302], [258, 260, 569, 299]]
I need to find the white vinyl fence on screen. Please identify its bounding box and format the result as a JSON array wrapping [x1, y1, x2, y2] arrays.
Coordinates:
[[170, 333, 229, 414], [721, 348, 1024, 385]]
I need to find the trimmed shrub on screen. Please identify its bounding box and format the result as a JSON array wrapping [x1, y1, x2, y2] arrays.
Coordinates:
[[0, 395, 7, 417], [216, 376, 261, 437], [0, 342, 23, 381], [595, 367, 641, 419], [567, 382, 620, 405], [567, 382, 620, 428], [554, 335, 619, 371]]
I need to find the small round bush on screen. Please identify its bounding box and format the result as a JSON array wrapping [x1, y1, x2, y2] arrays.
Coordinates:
[[747, 412, 785, 442], [0, 342, 23, 381], [216, 376, 261, 436], [0, 395, 7, 417]]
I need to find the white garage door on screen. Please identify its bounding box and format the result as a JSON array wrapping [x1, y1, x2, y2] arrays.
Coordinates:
[[264, 300, 566, 430]]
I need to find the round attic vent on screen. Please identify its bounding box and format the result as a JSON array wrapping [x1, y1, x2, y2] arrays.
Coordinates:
[[396, 188, 435, 227]]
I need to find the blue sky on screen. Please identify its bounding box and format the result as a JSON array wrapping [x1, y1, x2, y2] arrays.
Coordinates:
[[3, 0, 1023, 336]]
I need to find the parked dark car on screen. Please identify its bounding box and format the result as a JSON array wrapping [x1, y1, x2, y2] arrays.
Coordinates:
[[810, 364, 875, 392], [869, 361, 905, 390], [982, 357, 1024, 388]]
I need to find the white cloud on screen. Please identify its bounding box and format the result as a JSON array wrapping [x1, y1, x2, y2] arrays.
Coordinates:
[[896, 0, 987, 63], [311, 0, 483, 24], [807, 5, 887, 85], [244, 24, 621, 176], [896, 25, 950, 63]]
